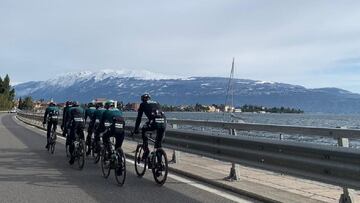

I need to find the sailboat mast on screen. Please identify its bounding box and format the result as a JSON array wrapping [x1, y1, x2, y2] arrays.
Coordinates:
[[224, 58, 235, 113], [231, 58, 235, 109]]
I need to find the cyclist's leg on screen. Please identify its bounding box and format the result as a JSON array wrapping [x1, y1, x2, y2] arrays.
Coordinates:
[[115, 131, 125, 150], [77, 125, 85, 140], [155, 127, 166, 165], [115, 130, 125, 175], [94, 131, 100, 144], [68, 125, 77, 156], [86, 129, 92, 155], [86, 122, 93, 146], [68, 123, 76, 164], [102, 131, 111, 159], [46, 121, 52, 147], [141, 124, 155, 159], [53, 121, 58, 139], [154, 127, 165, 149], [94, 125, 101, 152], [141, 125, 151, 151], [65, 122, 71, 145], [62, 127, 66, 137]]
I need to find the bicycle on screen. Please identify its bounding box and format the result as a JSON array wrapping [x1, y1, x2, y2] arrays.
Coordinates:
[[72, 130, 86, 170], [100, 125, 127, 186], [48, 126, 57, 154], [134, 131, 168, 185], [90, 120, 102, 164], [65, 127, 71, 157], [43, 122, 57, 154], [93, 133, 103, 164]]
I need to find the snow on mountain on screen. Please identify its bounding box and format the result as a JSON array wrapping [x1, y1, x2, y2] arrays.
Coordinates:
[[56, 69, 183, 84], [14, 69, 360, 113]]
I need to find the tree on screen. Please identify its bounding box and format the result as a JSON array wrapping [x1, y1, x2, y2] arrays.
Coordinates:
[[19, 96, 34, 110], [18, 97, 23, 109], [0, 74, 16, 110], [0, 77, 3, 94]]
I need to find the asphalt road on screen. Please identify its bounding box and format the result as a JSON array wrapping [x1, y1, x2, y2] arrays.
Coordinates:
[[0, 114, 259, 203]]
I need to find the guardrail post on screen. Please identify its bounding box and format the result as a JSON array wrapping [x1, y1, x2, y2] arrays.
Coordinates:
[[170, 124, 180, 164], [338, 136, 355, 203], [225, 121, 240, 182]]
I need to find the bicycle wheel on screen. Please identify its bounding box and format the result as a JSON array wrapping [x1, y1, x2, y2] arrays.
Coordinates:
[[50, 131, 56, 154], [77, 140, 85, 170], [114, 148, 126, 186], [134, 144, 147, 177], [50, 142, 56, 154], [101, 148, 111, 178], [152, 148, 168, 185]]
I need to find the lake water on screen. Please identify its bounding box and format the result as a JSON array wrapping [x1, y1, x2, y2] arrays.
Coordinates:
[[124, 112, 360, 148]]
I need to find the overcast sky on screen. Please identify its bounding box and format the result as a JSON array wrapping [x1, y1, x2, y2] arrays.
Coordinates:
[[1, 1, 360, 92]]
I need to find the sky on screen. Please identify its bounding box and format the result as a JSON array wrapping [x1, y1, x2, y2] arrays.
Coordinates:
[[1, 1, 360, 92]]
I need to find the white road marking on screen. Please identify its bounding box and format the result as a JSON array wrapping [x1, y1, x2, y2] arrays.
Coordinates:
[[14, 116, 256, 203], [126, 159, 254, 203]]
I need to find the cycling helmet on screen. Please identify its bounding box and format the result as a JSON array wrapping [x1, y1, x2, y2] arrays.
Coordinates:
[[87, 102, 94, 108], [65, 101, 72, 107], [95, 102, 103, 109], [72, 101, 80, 107], [141, 93, 151, 102], [104, 100, 115, 109], [49, 101, 56, 106]]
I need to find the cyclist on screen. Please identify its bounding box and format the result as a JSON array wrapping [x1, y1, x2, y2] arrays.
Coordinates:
[[134, 94, 166, 160], [85, 102, 96, 122], [97, 100, 125, 163], [85, 102, 96, 155], [68, 101, 85, 165], [92, 102, 106, 154], [61, 101, 72, 139], [43, 101, 60, 149]]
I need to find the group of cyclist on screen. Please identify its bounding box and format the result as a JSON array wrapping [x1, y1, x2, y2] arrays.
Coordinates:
[[42, 94, 166, 168]]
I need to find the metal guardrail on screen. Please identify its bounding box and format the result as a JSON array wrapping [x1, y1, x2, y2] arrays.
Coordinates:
[[121, 116, 360, 139], [17, 112, 360, 191]]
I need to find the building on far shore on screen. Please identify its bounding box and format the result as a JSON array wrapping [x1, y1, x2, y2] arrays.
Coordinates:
[[224, 105, 235, 112], [234, 108, 242, 113], [32, 100, 48, 113], [131, 103, 140, 111], [207, 105, 221, 112], [124, 103, 140, 111]]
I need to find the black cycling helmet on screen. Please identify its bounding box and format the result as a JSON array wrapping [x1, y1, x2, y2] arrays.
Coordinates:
[[87, 102, 94, 108], [65, 101, 72, 107], [72, 101, 80, 107], [95, 102, 103, 109], [49, 101, 56, 106], [141, 93, 151, 102], [104, 100, 115, 109]]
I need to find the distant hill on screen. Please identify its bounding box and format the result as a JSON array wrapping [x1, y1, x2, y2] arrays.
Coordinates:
[[14, 69, 360, 113]]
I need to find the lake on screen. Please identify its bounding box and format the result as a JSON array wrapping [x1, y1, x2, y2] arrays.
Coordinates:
[[124, 112, 360, 148]]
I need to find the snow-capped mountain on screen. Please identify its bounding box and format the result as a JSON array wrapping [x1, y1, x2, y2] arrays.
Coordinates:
[[14, 69, 360, 113]]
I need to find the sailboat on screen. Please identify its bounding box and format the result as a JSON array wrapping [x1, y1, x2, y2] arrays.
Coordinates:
[[223, 58, 244, 122], [224, 58, 242, 181]]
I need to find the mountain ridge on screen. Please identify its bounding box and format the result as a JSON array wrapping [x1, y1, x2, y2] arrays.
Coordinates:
[[14, 69, 360, 113]]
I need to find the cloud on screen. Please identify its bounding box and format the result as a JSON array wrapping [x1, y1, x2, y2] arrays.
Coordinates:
[[1, 0, 360, 92]]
